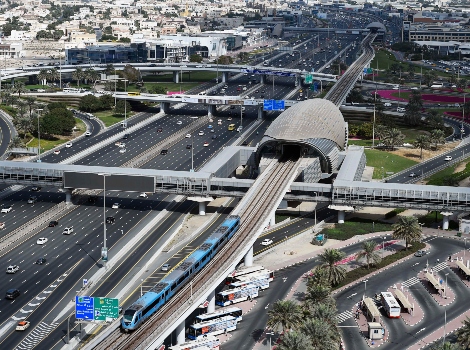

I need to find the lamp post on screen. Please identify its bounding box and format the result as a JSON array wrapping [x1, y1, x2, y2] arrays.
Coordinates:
[[420, 52, 423, 88], [462, 94, 466, 141], [140, 279, 143, 297], [123, 79, 128, 127], [372, 104, 376, 148], [98, 173, 110, 264], [382, 236, 386, 258], [443, 304, 447, 346], [363, 280, 368, 298], [444, 272, 449, 299], [381, 166, 384, 181], [179, 39, 183, 94], [465, 238, 467, 258], [59, 48, 63, 90], [36, 109, 43, 162], [190, 135, 194, 172], [114, 67, 117, 108], [313, 192, 318, 226]]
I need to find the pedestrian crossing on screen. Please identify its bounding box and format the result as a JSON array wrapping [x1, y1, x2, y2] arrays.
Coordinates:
[[433, 261, 448, 272], [16, 322, 59, 350], [336, 310, 353, 323], [401, 277, 420, 288]]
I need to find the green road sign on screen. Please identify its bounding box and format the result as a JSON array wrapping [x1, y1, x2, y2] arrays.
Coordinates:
[[305, 74, 313, 84], [93, 297, 119, 321]]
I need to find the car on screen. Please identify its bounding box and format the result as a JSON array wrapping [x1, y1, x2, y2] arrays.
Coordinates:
[[237, 126, 243, 133], [6, 265, 19, 274], [119, 306, 123, 314], [203, 142, 209, 147], [261, 238, 273, 246], [0, 222, 5, 230], [208, 125, 213, 129], [161, 263, 170, 271], [106, 216, 115, 224], [27, 196, 37, 204], [177, 121, 182, 125], [186, 144, 192, 149], [227, 117, 232, 121], [445, 156, 452, 161], [1, 205, 12, 213], [31, 186, 41, 192], [35, 257, 47, 265], [118, 142, 126, 148], [5, 289, 20, 299], [160, 149, 168, 155], [139, 193, 148, 198], [198, 131, 204, 136], [185, 134, 191, 138], [122, 134, 129, 140], [63, 227, 74, 235], [112, 203, 120, 209], [242, 141, 248, 146], [212, 135, 217, 139], [49, 220, 58, 227], [37, 237, 48, 245], [65, 142, 72, 148], [16, 321, 30, 331], [85, 131, 91, 137], [157, 128, 163, 132], [53, 150, 60, 155], [384, 102, 392, 107], [119, 148, 126, 153], [409, 172, 417, 177], [414, 250, 426, 257]]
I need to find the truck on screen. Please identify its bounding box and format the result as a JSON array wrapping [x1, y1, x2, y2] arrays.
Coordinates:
[[312, 233, 327, 246], [63, 227, 74, 235], [16, 321, 30, 331]]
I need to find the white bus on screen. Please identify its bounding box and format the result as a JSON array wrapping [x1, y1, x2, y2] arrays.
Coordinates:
[[225, 265, 273, 284], [195, 307, 243, 324], [63, 88, 80, 93], [380, 292, 401, 318], [169, 335, 220, 350], [216, 284, 259, 307], [231, 271, 271, 290], [187, 316, 237, 340]]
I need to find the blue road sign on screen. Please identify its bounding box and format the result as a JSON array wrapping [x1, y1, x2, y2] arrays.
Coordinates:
[[75, 296, 94, 320], [263, 99, 274, 111], [273, 100, 285, 111]]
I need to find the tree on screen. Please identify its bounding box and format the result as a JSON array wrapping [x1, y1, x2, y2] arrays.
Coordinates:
[[427, 110, 444, 130], [267, 300, 303, 333], [383, 128, 405, 150], [40, 104, 75, 136], [36, 68, 49, 85], [407, 63, 416, 79], [430, 342, 462, 350], [47, 68, 60, 83], [276, 331, 313, 350], [304, 282, 332, 307], [121, 64, 140, 83], [300, 318, 339, 350], [456, 316, 470, 349], [414, 134, 430, 159], [215, 55, 233, 65], [430, 129, 446, 150], [11, 81, 27, 97], [190, 54, 203, 63], [79, 95, 102, 112], [422, 70, 438, 87], [309, 302, 338, 326], [317, 248, 346, 286], [347, 89, 364, 103], [355, 241, 381, 269], [99, 94, 114, 109], [392, 216, 422, 250], [404, 90, 423, 125], [457, 78, 468, 90], [105, 63, 115, 76], [9, 136, 24, 149], [85, 68, 100, 87], [72, 68, 84, 87], [148, 84, 167, 94], [115, 100, 131, 115]]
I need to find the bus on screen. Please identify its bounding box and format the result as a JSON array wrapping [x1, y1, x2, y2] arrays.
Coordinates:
[[187, 316, 237, 340], [63, 88, 80, 93], [228, 124, 236, 131], [195, 307, 243, 324], [225, 265, 271, 284], [380, 292, 401, 318], [128, 91, 141, 96], [232, 271, 272, 290], [216, 284, 259, 306], [169, 335, 220, 350]]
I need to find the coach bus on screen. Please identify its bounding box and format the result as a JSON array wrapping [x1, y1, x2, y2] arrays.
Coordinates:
[[63, 88, 80, 93], [225, 265, 270, 284], [128, 91, 141, 96], [380, 292, 401, 318], [195, 307, 242, 324], [216, 284, 259, 306], [187, 316, 237, 340], [169, 335, 220, 350], [228, 124, 236, 131], [231, 271, 272, 290]]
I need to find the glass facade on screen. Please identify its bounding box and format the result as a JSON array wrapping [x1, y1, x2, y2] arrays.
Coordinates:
[[66, 43, 148, 64]]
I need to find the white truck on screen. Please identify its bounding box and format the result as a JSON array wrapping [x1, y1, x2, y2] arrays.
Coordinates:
[[63, 227, 74, 235], [1, 205, 12, 213]]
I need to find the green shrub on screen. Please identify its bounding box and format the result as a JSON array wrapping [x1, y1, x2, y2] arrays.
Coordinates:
[[384, 208, 406, 219]]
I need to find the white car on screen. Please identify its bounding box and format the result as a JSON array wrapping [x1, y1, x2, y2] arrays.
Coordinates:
[[53, 150, 60, 155], [185, 134, 191, 138], [261, 238, 273, 246], [65, 142, 72, 148], [177, 121, 182, 125], [112, 203, 120, 209], [119, 148, 126, 153], [198, 131, 204, 136], [85, 131, 91, 137], [203, 141, 209, 147], [118, 142, 126, 148], [6, 265, 19, 274], [139, 193, 148, 198], [37, 237, 48, 245], [445, 156, 452, 161], [1, 205, 12, 213], [384, 102, 392, 107]]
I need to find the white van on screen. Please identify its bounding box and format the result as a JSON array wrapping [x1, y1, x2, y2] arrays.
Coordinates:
[[397, 107, 405, 112]]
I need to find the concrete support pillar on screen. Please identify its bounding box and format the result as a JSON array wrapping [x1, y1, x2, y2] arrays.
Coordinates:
[[175, 320, 185, 345], [260, 75, 266, 84], [338, 210, 345, 224], [244, 246, 253, 267], [207, 290, 216, 313], [160, 102, 170, 113], [173, 71, 179, 83], [222, 72, 229, 83], [295, 76, 299, 87], [199, 201, 206, 216], [10, 78, 14, 85], [258, 106, 265, 120], [207, 105, 215, 117], [269, 213, 276, 227], [65, 189, 72, 205], [441, 212, 452, 230]]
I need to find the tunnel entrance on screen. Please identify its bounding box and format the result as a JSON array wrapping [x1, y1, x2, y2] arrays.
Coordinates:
[[282, 144, 301, 160]]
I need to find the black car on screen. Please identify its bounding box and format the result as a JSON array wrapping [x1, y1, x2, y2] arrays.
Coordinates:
[[122, 134, 129, 140], [36, 257, 47, 265], [212, 135, 217, 139], [242, 141, 248, 146], [48, 220, 59, 227], [5, 289, 20, 300], [160, 149, 168, 155], [186, 144, 192, 149], [31, 186, 41, 192], [157, 128, 163, 132], [106, 216, 115, 224]]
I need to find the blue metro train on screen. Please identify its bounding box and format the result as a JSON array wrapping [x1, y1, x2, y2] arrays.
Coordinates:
[[121, 215, 241, 331]]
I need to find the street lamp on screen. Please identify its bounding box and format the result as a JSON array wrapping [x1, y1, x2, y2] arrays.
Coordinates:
[[382, 236, 386, 259], [443, 304, 447, 346], [444, 272, 449, 299], [123, 79, 128, 127], [98, 173, 111, 264], [363, 280, 368, 298], [190, 135, 194, 172], [313, 192, 318, 226], [36, 109, 43, 162], [59, 48, 63, 90], [179, 39, 183, 94], [140, 278, 143, 297], [462, 93, 466, 141], [465, 238, 467, 258]]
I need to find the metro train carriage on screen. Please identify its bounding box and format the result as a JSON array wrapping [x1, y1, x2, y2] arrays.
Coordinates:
[[121, 215, 240, 331]]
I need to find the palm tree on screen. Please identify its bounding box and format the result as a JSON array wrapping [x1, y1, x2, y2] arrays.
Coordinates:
[[47, 68, 60, 84], [304, 283, 333, 308], [414, 134, 430, 159], [309, 302, 338, 326], [105, 63, 115, 76], [392, 216, 422, 250], [11, 81, 27, 97], [457, 78, 468, 90], [430, 129, 446, 150], [267, 300, 303, 333], [9, 136, 24, 149], [431, 342, 461, 350], [85, 68, 100, 88], [356, 241, 381, 269], [300, 318, 340, 350], [72, 68, 84, 87], [317, 248, 346, 286], [36, 68, 49, 86], [276, 331, 313, 350], [24, 96, 37, 118], [383, 128, 405, 150], [456, 316, 470, 349]]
